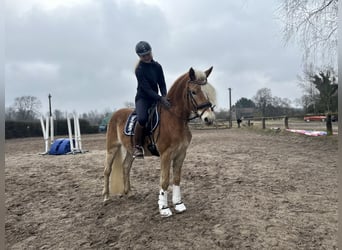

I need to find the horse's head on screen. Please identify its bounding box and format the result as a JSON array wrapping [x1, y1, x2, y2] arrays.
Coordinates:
[[187, 67, 216, 125]]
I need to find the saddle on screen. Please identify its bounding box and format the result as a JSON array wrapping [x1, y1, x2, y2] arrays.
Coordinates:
[[124, 104, 160, 156]]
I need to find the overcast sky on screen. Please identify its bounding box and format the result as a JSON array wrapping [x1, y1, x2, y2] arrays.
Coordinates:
[[5, 0, 304, 115]]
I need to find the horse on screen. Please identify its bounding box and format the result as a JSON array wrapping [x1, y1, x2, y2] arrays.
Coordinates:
[[102, 66, 217, 217]]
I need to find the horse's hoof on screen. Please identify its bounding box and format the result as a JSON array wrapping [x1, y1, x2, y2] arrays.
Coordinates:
[[103, 197, 110, 203], [160, 207, 172, 217], [174, 202, 186, 213]]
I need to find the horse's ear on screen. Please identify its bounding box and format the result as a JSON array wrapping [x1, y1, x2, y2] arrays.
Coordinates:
[[205, 66, 213, 77], [189, 67, 196, 81]]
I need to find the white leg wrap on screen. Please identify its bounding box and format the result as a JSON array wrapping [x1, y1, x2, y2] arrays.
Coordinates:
[[158, 189, 168, 209], [173, 185, 186, 213], [172, 185, 181, 204], [158, 189, 172, 217]]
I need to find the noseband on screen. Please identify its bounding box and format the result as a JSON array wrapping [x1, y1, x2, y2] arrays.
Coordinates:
[[187, 79, 215, 121]]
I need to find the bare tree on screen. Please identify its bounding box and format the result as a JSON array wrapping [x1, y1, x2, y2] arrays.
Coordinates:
[[53, 109, 65, 120], [278, 0, 338, 66], [12, 96, 42, 121], [253, 88, 273, 116], [81, 110, 103, 125], [5, 107, 16, 120], [297, 64, 320, 112]]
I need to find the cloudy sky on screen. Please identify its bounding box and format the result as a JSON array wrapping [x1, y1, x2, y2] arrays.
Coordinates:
[[5, 0, 304, 115]]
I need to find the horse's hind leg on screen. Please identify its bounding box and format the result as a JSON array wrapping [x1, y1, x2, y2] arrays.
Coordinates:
[[122, 152, 134, 194], [172, 151, 187, 213]]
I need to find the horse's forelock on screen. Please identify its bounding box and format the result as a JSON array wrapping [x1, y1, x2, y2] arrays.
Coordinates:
[[194, 70, 207, 81], [193, 69, 217, 105]]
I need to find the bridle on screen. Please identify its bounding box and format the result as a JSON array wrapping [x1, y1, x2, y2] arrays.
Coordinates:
[[187, 79, 215, 121], [155, 77, 215, 142]]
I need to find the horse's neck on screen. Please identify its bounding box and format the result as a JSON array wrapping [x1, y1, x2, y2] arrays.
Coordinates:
[[166, 80, 191, 121]]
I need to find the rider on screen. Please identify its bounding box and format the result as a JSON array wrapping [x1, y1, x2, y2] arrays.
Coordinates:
[[133, 41, 171, 158]]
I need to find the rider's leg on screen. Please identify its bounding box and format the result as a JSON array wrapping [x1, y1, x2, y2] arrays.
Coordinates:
[[133, 99, 150, 158]]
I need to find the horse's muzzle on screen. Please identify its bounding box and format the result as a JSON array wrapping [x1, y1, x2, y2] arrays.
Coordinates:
[[204, 117, 213, 125], [202, 111, 215, 125]]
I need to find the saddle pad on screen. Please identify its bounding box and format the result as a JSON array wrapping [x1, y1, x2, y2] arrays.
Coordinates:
[[124, 107, 159, 136], [124, 113, 137, 136]]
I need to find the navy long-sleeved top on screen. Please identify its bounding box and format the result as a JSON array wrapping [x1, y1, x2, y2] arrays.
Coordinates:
[[135, 60, 167, 102]]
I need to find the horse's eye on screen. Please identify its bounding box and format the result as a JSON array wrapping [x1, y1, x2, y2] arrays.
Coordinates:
[[191, 91, 196, 95]]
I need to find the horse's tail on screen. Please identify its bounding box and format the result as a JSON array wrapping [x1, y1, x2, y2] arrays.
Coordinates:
[[109, 145, 125, 194], [104, 108, 133, 196], [105, 110, 127, 195]]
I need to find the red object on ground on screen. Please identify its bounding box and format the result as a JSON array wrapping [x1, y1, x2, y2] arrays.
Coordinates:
[[303, 115, 326, 122]]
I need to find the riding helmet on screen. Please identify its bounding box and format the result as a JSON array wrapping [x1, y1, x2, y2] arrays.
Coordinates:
[[135, 41, 152, 56]]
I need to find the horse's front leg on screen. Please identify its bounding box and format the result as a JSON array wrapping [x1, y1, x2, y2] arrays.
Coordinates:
[[158, 152, 172, 217], [172, 150, 187, 213]]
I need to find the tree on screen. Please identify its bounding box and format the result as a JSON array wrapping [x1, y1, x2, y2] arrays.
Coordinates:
[[53, 109, 65, 120], [12, 96, 42, 121], [297, 64, 320, 113], [311, 70, 338, 112], [253, 88, 273, 116], [5, 107, 16, 120], [278, 0, 338, 66], [81, 110, 102, 126], [214, 108, 229, 120], [233, 97, 256, 119], [234, 97, 256, 108], [298, 66, 338, 113]]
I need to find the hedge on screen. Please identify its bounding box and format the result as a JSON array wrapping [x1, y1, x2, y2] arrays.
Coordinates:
[[5, 119, 98, 139]]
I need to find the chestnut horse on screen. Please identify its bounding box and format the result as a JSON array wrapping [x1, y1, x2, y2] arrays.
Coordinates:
[[102, 67, 216, 217]]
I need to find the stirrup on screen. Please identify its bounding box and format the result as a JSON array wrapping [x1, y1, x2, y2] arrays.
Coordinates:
[[133, 145, 144, 159]]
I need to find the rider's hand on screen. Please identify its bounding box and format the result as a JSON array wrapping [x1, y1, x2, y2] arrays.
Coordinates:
[[160, 96, 171, 109]]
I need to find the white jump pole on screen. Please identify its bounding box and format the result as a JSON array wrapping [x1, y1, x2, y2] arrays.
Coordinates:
[[39, 94, 54, 155], [39, 115, 54, 155], [67, 115, 75, 152], [40, 116, 49, 154], [66, 112, 86, 154], [46, 116, 50, 152], [73, 114, 79, 151], [40, 111, 86, 155], [77, 119, 82, 151], [50, 115, 54, 143], [74, 113, 82, 151]]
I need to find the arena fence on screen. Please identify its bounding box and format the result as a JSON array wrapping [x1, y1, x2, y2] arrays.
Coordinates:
[[190, 113, 338, 135]]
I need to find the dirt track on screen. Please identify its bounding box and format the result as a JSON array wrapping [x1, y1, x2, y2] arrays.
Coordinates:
[[5, 128, 338, 249]]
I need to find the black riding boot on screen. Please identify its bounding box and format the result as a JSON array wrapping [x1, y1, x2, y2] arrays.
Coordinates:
[[133, 123, 145, 158]]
